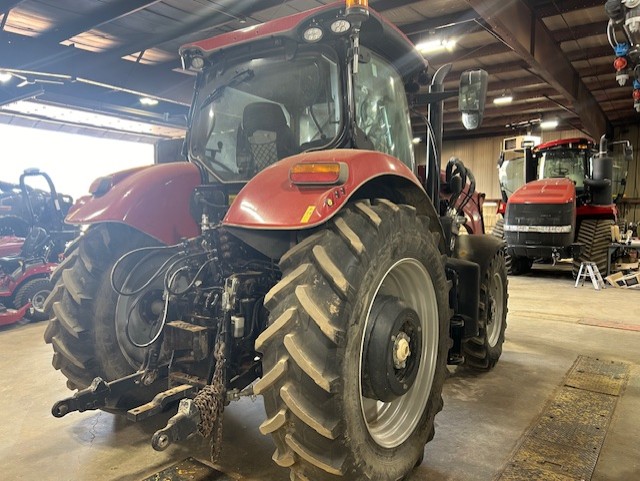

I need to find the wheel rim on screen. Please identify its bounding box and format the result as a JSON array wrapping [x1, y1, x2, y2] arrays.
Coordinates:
[[31, 288, 50, 312], [486, 271, 504, 348], [359, 258, 439, 449], [114, 251, 171, 368]]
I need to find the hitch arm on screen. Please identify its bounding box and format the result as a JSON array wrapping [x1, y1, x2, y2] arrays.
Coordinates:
[[51, 372, 145, 417], [151, 398, 201, 451]]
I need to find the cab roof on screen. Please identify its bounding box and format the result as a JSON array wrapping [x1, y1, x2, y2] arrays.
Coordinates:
[[180, 2, 426, 78]]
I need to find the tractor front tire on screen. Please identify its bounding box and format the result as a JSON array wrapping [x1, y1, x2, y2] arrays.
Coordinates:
[[14, 277, 51, 322], [256, 199, 450, 481], [491, 218, 512, 274], [462, 250, 508, 371], [43, 223, 168, 411], [572, 219, 614, 277]]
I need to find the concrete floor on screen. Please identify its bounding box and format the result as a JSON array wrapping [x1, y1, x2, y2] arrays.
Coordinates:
[[1, 264, 639, 481]]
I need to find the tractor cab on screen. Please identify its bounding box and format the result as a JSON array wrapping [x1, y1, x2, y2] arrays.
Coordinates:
[[182, 4, 424, 186]]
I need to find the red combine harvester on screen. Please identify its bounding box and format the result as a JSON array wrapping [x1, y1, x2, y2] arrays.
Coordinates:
[[45, 2, 507, 480], [494, 135, 631, 276]]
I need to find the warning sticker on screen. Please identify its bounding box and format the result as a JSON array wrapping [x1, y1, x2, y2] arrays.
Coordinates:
[[301, 206, 316, 223]]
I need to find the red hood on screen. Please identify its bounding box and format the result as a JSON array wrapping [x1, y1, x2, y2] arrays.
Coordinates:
[[508, 178, 576, 205]]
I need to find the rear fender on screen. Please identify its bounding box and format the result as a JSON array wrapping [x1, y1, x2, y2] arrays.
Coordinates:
[[66, 163, 202, 245], [223, 149, 444, 258]]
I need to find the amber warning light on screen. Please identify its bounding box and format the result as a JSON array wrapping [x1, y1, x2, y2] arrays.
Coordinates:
[[289, 162, 348, 185], [346, 0, 369, 8]]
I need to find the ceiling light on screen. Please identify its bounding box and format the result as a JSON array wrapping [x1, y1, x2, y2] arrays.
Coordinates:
[[493, 95, 513, 105], [0, 71, 12, 83], [540, 119, 559, 130], [415, 38, 457, 54], [412, 137, 422, 144], [140, 97, 159, 106]]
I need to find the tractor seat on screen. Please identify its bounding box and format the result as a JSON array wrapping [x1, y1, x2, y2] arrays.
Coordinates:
[[239, 102, 298, 175], [0, 226, 49, 273]]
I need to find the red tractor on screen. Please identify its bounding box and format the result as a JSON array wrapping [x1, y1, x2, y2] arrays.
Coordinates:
[[494, 135, 631, 275], [45, 3, 507, 480]]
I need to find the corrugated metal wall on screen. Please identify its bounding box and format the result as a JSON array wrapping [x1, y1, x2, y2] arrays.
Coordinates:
[[616, 126, 640, 227]]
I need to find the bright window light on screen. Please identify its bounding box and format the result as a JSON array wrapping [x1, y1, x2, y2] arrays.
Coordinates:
[[0, 123, 154, 199], [0, 71, 12, 83], [415, 38, 457, 54]]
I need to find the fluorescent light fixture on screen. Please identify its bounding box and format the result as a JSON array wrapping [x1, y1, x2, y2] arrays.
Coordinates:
[[493, 95, 513, 105], [140, 97, 159, 106], [0, 71, 12, 83], [540, 119, 559, 130], [412, 137, 422, 144], [1, 100, 185, 138], [415, 38, 457, 54]]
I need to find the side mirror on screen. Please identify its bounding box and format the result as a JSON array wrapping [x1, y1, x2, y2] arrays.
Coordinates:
[[458, 69, 488, 130]]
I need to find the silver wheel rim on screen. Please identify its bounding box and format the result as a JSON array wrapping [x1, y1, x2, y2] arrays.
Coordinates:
[[115, 251, 171, 368], [486, 271, 504, 347], [31, 289, 49, 312], [359, 258, 439, 449]]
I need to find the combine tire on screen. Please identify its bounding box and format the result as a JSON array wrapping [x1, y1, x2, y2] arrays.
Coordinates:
[[43, 224, 171, 411], [572, 219, 613, 277], [256, 199, 450, 481], [491, 218, 512, 274], [462, 251, 508, 371], [14, 277, 51, 322]]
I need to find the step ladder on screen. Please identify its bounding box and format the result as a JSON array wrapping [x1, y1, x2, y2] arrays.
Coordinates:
[[574, 262, 606, 290]]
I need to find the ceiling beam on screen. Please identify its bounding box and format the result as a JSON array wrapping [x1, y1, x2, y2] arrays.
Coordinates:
[[103, 0, 294, 60], [0, 0, 23, 15], [532, 0, 605, 18], [38, 0, 164, 44], [0, 31, 193, 105], [465, 0, 610, 138], [566, 45, 612, 62], [551, 20, 609, 43], [400, 9, 480, 36]]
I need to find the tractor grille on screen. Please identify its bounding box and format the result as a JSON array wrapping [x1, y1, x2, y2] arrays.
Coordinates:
[[505, 202, 574, 247]]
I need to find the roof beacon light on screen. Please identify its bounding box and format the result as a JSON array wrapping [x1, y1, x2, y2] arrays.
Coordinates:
[[346, 0, 369, 23], [289, 162, 347, 185]]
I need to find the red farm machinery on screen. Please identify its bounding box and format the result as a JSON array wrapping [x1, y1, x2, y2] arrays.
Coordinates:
[[494, 135, 631, 276], [44, 2, 507, 480]]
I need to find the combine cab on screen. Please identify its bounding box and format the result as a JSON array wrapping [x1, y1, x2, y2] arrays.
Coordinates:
[[45, 3, 507, 480], [495, 135, 631, 275]]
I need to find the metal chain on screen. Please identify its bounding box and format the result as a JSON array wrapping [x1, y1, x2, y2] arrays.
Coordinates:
[[193, 335, 226, 461]]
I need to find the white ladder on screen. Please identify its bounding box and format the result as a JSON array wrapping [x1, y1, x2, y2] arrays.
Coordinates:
[[574, 261, 605, 290]]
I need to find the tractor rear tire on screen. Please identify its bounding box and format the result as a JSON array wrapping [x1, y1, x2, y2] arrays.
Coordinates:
[[43, 223, 168, 411], [256, 199, 450, 481], [572, 219, 613, 277], [462, 250, 508, 371], [14, 277, 51, 322], [491, 218, 512, 274]]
